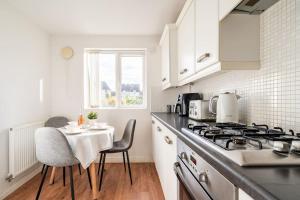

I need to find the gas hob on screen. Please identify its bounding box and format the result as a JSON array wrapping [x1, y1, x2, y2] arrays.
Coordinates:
[[181, 122, 300, 166]]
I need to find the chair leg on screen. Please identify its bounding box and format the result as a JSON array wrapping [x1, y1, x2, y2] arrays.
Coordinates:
[[63, 167, 66, 186], [98, 153, 106, 191], [40, 164, 45, 175], [87, 167, 92, 190], [126, 151, 133, 185], [98, 153, 103, 175], [69, 166, 75, 200], [78, 164, 81, 175], [122, 152, 126, 172], [50, 167, 56, 184], [35, 165, 49, 200]]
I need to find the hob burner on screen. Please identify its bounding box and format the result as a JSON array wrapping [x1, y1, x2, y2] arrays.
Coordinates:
[[180, 123, 300, 166]]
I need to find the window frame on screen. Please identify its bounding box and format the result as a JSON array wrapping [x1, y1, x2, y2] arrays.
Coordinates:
[[84, 48, 147, 110]]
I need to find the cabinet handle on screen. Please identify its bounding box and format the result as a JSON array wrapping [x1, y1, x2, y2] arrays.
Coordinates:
[[197, 53, 210, 63], [162, 78, 166, 82], [151, 120, 155, 124], [157, 126, 162, 132], [180, 152, 187, 160], [164, 136, 173, 144], [180, 68, 188, 75], [198, 171, 208, 183]]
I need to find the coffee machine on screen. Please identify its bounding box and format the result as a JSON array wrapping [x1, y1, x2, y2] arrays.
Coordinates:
[[175, 93, 202, 116]]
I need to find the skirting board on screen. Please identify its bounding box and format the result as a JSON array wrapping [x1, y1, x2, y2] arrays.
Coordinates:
[[0, 165, 43, 200]]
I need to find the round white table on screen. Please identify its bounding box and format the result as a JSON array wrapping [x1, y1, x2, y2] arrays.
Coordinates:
[[51, 126, 115, 199], [60, 127, 114, 169]]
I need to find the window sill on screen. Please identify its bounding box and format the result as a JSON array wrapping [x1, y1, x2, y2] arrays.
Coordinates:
[[84, 106, 147, 110]]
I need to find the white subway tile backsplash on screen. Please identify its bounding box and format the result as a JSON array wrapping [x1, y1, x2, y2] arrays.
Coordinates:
[[189, 0, 300, 132]]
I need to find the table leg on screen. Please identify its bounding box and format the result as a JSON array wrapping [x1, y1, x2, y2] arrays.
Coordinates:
[[90, 162, 98, 199], [49, 167, 56, 184]]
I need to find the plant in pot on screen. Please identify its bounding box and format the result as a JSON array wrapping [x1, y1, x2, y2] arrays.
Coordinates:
[[87, 111, 98, 125]]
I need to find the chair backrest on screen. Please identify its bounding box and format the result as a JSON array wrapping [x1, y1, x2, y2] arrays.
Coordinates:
[[121, 119, 136, 150], [45, 116, 69, 128], [35, 127, 77, 167]]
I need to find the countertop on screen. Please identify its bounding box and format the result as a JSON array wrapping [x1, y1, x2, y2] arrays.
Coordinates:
[[151, 112, 300, 200]]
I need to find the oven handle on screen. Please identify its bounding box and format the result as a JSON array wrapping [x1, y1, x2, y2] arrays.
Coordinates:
[[174, 162, 197, 200]]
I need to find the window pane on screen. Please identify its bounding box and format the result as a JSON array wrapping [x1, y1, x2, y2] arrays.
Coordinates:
[[99, 53, 116, 107], [121, 56, 144, 106]]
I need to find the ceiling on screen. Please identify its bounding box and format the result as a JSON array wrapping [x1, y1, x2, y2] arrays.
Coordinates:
[[7, 0, 185, 35]]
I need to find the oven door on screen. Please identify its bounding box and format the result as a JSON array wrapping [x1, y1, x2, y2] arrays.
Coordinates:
[[174, 158, 212, 200]]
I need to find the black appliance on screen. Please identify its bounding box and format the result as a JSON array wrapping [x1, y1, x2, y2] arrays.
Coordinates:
[[175, 93, 202, 116]]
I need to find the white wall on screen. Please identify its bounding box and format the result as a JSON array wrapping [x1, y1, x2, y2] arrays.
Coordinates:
[[0, 1, 51, 198], [50, 35, 167, 162], [1, 0, 298, 198]]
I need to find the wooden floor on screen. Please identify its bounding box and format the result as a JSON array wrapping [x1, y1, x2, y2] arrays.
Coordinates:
[[5, 163, 164, 200]]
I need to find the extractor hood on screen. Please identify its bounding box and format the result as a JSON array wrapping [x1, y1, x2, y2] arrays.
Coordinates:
[[233, 0, 279, 15]]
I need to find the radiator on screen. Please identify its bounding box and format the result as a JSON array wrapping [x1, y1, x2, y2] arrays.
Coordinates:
[[7, 121, 44, 181]]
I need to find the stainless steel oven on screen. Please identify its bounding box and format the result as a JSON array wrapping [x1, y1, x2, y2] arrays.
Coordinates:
[[174, 157, 212, 200], [174, 138, 237, 200]]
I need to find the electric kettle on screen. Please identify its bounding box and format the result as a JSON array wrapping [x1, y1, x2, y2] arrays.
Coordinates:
[[209, 92, 240, 123]]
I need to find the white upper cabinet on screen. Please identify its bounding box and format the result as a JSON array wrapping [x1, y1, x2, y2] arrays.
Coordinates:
[[176, 0, 221, 86], [219, 0, 243, 20], [195, 0, 219, 72], [159, 24, 177, 90], [176, 0, 195, 81], [160, 32, 170, 85], [238, 189, 254, 200], [173, 0, 260, 86]]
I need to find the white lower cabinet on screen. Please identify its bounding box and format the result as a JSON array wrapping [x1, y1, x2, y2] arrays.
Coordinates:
[[151, 118, 158, 164], [152, 117, 178, 200]]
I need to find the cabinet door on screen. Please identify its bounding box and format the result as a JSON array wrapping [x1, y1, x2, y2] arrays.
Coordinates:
[[151, 118, 157, 164], [195, 0, 219, 72], [161, 32, 170, 86], [153, 120, 178, 200], [177, 0, 195, 81], [162, 129, 178, 200], [219, 0, 242, 20], [154, 122, 165, 190]]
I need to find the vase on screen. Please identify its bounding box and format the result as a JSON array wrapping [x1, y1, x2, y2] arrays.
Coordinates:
[[88, 119, 97, 126]]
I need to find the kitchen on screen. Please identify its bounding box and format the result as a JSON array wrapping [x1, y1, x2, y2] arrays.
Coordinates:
[[0, 0, 299, 200], [153, 0, 300, 199]]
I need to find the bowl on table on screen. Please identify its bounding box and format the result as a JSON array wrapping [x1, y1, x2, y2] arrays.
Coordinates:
[[64, 125, 84, 135], [67, 121, 78, 127], [89, 122, 108, 130]]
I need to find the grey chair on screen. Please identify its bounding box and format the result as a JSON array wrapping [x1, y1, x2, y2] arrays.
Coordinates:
[[35, 127, 91, 200], [42, 116, 83, 185], [98, 119, 136, 191], [44, 116, 69, 128]]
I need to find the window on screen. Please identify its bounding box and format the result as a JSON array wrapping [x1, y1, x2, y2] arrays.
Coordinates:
[[85, 49, 146, 109]]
